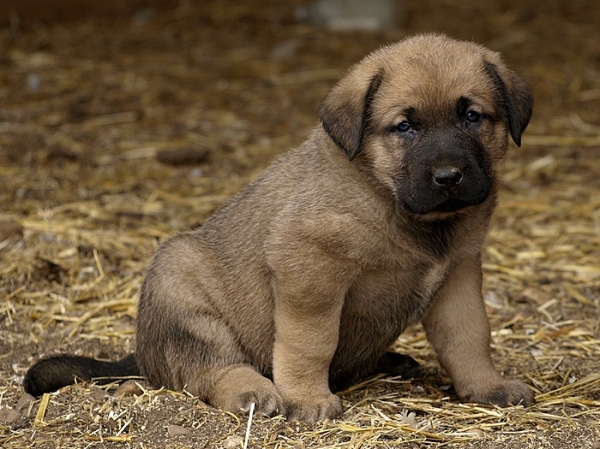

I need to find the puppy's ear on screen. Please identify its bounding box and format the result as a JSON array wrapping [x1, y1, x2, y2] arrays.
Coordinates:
[[484, 61, 533, 147], [319, 69, 384, 160]]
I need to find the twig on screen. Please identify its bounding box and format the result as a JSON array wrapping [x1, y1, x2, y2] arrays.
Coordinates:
[[243, 402, 256, 449]]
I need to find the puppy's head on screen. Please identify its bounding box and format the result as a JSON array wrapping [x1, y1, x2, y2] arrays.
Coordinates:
[[319, 34, 533, 217]]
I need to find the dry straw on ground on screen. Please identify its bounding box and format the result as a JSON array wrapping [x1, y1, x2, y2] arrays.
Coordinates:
[[1, 1, 600, 448]]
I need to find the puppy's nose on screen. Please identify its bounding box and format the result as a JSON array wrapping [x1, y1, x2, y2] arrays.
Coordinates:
[[432, 167, 463, 187]]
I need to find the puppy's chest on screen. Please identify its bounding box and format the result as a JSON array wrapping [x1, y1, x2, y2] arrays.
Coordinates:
[[348, 259, 451, 324]]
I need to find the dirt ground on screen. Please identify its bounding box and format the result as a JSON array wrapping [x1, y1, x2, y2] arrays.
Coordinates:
[[1, 0, 600, 448]]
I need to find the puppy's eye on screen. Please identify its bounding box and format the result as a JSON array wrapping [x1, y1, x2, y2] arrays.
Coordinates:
[[396, 121, 411, 133], [466, 110, 481, 123]]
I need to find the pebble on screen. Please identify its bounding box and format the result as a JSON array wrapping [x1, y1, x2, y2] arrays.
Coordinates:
[[168, 424, 191, 437], [223, 435, 244, 448], [90, 386, 110, 400], [114, 380, 144, 398], [0, 408, 21, 423], [16, 393, 36, 411]]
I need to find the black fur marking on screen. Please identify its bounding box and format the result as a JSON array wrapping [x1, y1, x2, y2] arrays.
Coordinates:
[[330, 352, 422, 393], [405, 214, 463, 261], [354, 70, 385, 160], [320, 70, 384, 160], [375, 351, 422, 379], [24, 354, 139, 397], [395, 125, 493, 218], [483, 61, 533, 146], [456, 96, 470, 117]]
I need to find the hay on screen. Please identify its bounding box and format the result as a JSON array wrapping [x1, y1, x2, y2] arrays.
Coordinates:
[[1, 0, 600, 448]]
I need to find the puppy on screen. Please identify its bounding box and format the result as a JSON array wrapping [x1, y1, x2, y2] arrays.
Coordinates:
[[25, 33, 534, 422]]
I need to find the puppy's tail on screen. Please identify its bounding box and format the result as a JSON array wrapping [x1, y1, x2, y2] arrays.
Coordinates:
[[24, 354, 140, 397]]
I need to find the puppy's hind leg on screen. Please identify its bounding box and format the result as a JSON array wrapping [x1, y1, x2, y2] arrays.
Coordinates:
[[206, 364, 283, 416], [137, 233, 282, 416], [140, 317, 283, 417], [137, 313, 283, 416]]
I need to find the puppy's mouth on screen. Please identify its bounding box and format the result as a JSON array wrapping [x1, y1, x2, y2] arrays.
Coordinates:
[[401, 199, 476, 216], [431, 198, 476, 213], [398, 189, 490, 216]]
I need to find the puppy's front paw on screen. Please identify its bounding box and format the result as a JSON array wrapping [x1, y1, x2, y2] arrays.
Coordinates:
[[463, 379, 534, 407], [284, 393, 343, 422]]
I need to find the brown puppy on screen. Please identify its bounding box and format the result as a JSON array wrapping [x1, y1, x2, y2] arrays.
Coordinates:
[[25, 34, 534, 422]]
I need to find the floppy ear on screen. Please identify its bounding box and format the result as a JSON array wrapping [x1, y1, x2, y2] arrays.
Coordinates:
[[484, 61, 533, 147], [319, 69, 384, 160]]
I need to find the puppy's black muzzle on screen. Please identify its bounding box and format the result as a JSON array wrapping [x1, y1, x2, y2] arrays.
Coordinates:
[[396, 128, 493, 215]]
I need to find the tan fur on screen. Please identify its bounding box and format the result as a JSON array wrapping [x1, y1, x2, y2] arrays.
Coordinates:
[[134, 34, 534, 422]]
